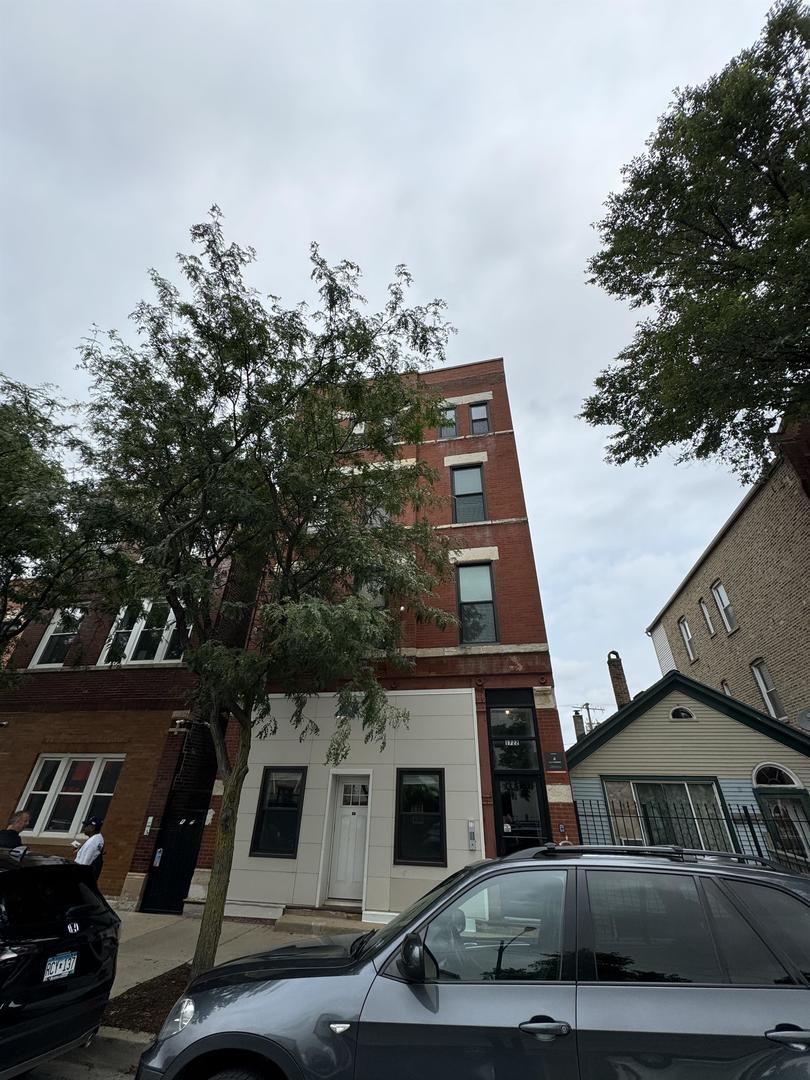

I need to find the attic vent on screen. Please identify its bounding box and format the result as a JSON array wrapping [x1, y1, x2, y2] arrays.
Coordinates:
[[670, 706, 696, 721]]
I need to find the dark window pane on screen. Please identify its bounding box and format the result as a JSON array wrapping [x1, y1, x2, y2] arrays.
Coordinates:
[[33, 759, 60, 792], [164, 627, 184, 659], [37, 609, 84, 665], [399, 772, 440, 813], [251, 769, 306, 857], [97, 760, 123, 794], [492, 741, 539, 770], [587, 871, 722, 983], [22, 792, 47, 829], [489, 708, 534, 738], [131, 628, 163, 661], [460, 602, 496, 643], [85, 794, 113, 823], [63, 760, 93, 793], [499, 778, 545, 853], [396, 771, 445, 864], [702, 880, 792, 985], [39, 633, 73, 665], [425, 869, 566, 982], [454, 493, 486, 523], [728, 882, 810, 981], [44, 793, 82, 833]]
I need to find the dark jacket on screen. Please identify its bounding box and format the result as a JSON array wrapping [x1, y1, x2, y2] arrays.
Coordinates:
[[0, 829, 22, 848]]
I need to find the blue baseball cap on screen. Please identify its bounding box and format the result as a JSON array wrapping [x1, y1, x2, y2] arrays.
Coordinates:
[[83, 816, 104, 829]]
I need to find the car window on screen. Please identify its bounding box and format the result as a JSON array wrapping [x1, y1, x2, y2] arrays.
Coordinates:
[[702, 879, 793, 985], [0, 866, 107, 931], [726, 880, 810, 981], [586, 870, 722, 983], [423, 869, 566, 982]]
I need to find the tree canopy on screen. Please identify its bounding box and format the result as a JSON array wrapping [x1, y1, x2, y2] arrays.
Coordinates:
[[80, 208, 454, 973], [582, 0, 810, 481], [0, 376, 106, 678]]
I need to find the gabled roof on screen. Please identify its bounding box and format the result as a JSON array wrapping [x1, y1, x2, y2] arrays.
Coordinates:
[[566, 669, 810, 769]]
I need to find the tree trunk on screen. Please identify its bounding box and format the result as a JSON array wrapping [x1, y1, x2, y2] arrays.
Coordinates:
[[189, 720, 252, 981]]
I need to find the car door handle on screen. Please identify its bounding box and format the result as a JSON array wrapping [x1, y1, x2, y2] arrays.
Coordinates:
[[519, 1019, 572, 1041], [766, 1028, 810, 1050]]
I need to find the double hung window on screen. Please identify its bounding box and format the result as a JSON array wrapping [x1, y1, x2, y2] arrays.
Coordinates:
[[17, 755, 124, 836]]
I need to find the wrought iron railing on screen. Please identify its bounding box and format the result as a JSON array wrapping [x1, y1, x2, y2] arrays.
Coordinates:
[[574, 798, 810, 876]]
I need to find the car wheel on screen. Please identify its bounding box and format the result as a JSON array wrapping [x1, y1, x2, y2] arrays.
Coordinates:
[[207, 1071, 266, 1080]]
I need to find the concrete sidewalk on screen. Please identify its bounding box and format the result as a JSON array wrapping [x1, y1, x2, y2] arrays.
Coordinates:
[[111, 911, 296, 997]]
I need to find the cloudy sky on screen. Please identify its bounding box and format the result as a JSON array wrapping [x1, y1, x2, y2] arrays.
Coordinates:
[[2, 1, 768, 743]]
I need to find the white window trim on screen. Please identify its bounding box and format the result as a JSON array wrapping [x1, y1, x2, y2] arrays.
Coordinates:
[[699, 598, 716, 636], [752, 761, 801, 788], [711, 581, 737, 633], [677, 616, 696, 661], [100, 600, 183, 665], [751, 660, 787, 720], [28, 609, 81, 669], [16, 753, 125, 839], [669, 706, 696, 721]]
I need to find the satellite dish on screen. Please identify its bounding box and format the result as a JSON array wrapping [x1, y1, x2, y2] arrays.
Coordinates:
[[797, 708, 810, 733]]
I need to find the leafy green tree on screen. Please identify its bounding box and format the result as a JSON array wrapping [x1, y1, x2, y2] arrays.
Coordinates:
[[81, 209, 454, 977], [0, 376, 104, 680], [582, 0, 810, 481]]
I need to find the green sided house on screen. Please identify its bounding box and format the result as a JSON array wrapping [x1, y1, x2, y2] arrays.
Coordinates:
[[567, 670, 810, 874]]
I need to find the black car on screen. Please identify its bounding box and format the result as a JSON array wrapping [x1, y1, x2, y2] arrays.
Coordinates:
[[0, 847, 120, 1080], [137, 844, 810, 1080]]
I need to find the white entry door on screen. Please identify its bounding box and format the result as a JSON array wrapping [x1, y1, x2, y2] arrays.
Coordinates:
[[328, 778, 369, 901]]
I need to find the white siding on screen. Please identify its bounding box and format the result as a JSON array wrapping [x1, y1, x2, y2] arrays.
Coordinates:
[[650, 623, 676, 674], [226, 689, 483, 922], [570, 690, 810, 787]]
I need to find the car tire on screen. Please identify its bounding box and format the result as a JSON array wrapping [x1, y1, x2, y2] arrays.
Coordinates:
[[207, 1071, 266, 1080]]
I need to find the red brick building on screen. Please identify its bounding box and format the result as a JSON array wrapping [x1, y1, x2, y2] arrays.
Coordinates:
[[0, 358, 575, 920]]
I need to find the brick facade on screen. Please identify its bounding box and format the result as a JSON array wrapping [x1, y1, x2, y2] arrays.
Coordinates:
[[0, 357, 575, 910], [651, 455, 810, 726]]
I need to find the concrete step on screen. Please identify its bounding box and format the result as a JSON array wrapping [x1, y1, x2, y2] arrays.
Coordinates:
[[274, 911, 376, 937]]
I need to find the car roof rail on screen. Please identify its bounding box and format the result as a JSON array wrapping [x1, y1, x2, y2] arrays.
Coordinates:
[[526, 842, 780, 870]]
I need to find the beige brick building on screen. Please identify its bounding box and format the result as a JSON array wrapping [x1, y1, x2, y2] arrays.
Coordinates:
[[647, 436, 810, 729]]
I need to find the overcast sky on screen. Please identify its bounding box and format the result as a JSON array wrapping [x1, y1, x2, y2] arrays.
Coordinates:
[[2, 1, 768, 744]]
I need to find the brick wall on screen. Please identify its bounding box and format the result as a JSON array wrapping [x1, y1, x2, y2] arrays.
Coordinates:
[[0, 709, 177, 894], [658, 459, 810, 724]]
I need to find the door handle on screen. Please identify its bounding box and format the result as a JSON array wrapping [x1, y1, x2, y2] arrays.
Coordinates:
[[766, 1028, 810, 1051], [519, 1019, 572, 1041]]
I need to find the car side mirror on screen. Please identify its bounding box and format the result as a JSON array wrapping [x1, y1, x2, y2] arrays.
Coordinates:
[[397, 932, 426, 982]]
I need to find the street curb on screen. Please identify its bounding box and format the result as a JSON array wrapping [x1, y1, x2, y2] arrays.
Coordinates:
[[98, 1025, 154, 1045]]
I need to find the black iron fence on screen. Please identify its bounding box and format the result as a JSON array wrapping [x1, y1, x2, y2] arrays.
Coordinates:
[[574, 798, 810, 876]]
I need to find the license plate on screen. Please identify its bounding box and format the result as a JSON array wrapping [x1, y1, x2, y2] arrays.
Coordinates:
[[43, 951, 78, 982]]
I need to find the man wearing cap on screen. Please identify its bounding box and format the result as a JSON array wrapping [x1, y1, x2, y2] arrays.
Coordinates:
[[73, 817, 105, 880]]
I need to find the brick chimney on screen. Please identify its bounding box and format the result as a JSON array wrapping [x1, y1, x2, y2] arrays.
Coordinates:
[[607, 650, 631, 709], [572, 709, 586, 740]]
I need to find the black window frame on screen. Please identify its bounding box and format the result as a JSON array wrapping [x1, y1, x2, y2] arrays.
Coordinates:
[[394, 768, 447, 867], [469, 401, 490, 435], [250, 766, 307, 859], [457, 561, 498, 645], [438, 407, 458, 440], [451, 465, 486, 524]]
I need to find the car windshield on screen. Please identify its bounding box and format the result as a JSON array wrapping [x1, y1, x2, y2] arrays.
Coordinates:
[[360, 864, 486, 956]]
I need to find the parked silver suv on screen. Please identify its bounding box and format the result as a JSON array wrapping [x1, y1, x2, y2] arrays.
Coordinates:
[[138, 844, 810, 1080]]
